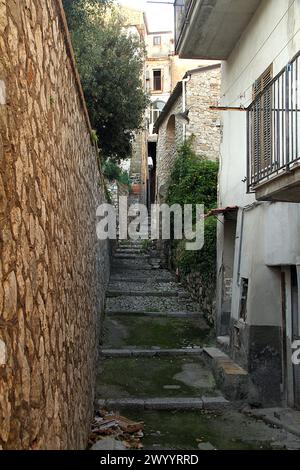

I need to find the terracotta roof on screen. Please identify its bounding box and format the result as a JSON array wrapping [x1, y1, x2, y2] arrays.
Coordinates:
[[206, 206, 238, 218]]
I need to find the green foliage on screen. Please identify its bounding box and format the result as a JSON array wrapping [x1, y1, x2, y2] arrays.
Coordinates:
[[141, 239, 152, 252], [167, 138, 219, 213], [63, 0, 148, 160], [91, 130, 99, 145], [166, 139, 218, 281], [103, 160, 131, 187], [173, 218, 217, 278]]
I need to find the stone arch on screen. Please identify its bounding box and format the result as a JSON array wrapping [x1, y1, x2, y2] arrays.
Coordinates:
[[166, 114, 176, 147]]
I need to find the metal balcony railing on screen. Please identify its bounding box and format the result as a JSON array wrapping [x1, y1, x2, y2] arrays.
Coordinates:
[[247, 51, 300, 192], [174, 0, 192, 49]]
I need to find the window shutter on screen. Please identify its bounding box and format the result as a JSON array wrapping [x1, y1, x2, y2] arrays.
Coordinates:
[[252, 66, 273, 178]]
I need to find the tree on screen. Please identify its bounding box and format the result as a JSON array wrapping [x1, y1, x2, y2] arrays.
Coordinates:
[[63, 0, 148, 160]]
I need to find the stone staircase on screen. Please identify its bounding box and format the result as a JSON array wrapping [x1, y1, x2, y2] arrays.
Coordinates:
[[97, 238, 230, 413]]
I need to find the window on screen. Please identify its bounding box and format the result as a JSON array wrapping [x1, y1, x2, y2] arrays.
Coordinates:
[[252, 65, 273, 178], [153, 70, 162, 91], [150, 100, 165, 125], [153, 36, 161, 46]]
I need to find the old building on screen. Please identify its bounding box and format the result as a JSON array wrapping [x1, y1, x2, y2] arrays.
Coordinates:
[[122, 5, 201, 207], [175, 0, 300, 407], [153, 64, 221, 203]]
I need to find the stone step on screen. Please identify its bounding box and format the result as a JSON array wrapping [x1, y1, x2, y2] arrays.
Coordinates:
[[115, 248, 143, 254], [113, 253, 150, 260], [118, 241, 144, 246], [100, 348, 203, 358], [103, 315, 210, 350], [109, 277, 174, 284], [112, 265, 153, 271], [203, 347, 249, 401], [105, 310, 201, 318], [106, 293, 196, 314], [97, 397, 230, 411], [106, 290, 187, 298]]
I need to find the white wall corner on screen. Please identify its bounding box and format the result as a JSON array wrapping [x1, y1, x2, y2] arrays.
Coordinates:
[[0, 80, 6, 105], [0, 339, 7, 366]]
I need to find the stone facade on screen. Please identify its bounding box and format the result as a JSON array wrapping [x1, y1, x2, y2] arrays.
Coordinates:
[[185, 66, 221, 160], [155, 64, 221, 202], [0, 0, 110, 449], [155, 95, 183, 202]]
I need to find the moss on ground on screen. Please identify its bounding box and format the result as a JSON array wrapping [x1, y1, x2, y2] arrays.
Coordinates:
[[123, 410, 287, 450], [103, 315, 212, 349], [97, 356, 217, 399]]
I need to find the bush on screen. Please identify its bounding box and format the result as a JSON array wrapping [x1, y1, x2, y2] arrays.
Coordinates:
[[167, 138, 218, 213], [173, 217, 217, 280], [103, 160, 131, 187], [166, 138, 218, 281]]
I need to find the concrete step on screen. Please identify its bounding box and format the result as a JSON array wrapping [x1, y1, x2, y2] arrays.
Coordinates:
[[100, 348, 203, 358], [115, 248, 143, 254], [113, 253, 150, 260], [243, 407, 300, 438], [106, 290, 187, 298], [97, 397, 230, 411], [112, 265, 153, 271], [105, 310, 202, 319], [109, 277, 173, 283], [203, 347, 249, 401]]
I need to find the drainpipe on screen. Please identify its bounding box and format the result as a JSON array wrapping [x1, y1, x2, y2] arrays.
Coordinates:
[[182, 74, 191, 142], [236, 208, 245, 286], [236, 202, 263, 285]]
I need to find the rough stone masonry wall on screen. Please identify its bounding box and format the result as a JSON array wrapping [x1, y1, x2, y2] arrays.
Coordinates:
[[0, 0, 110, 450], [156, 65, 221, 203], [186, 66, 221, 160], [155, 95, 183, 202]]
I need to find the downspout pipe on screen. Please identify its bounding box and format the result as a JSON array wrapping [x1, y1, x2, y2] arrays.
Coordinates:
[[182, 74, 191, 142]]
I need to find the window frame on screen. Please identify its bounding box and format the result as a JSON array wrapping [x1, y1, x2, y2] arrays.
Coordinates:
[[153, 69, 162, 92], [153, 36, 161, 46], [252, 64, 273, 179]]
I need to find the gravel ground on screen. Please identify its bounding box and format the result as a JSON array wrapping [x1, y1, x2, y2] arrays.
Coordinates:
[[106, 294, 198, 313]]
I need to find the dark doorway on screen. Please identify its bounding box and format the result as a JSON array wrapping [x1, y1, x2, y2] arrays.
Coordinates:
[[148, 141, 157, 205], [291, 266, 300, 409]]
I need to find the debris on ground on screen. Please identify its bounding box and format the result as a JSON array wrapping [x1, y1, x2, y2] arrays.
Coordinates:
[[91, 437, 127, 450], [88, 410, 144, 450]]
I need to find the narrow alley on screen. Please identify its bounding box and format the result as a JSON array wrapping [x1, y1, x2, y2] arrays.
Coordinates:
[[92, 197, 300, 451], [1, 0, 300, 457]]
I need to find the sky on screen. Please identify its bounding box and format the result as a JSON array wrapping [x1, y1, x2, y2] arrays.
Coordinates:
[[118, 0, 174, 32]]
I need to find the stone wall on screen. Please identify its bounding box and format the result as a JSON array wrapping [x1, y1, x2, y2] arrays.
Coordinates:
[[130, 130, 148, 205], [185, 65, 221, 160], [155, 95, 183, 202], [0, 0, 110, 449], [185, 272, 216, 326]]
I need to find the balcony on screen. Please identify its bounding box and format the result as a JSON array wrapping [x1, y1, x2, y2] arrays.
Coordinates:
[[247, 52, 300, 202], [174, 0, 261, 60]]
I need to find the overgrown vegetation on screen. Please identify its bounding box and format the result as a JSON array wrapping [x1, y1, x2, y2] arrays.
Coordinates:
[[103, 160, 131, 187], [63, 0, 148, 160], [166, 138, 218, 281]]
